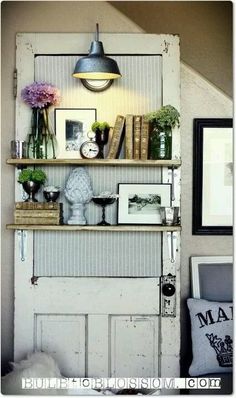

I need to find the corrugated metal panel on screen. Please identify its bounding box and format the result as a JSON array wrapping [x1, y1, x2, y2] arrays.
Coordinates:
[[35, 55, 162, 121], [34, 231, 161, 277], [34, 54, 162, 276]]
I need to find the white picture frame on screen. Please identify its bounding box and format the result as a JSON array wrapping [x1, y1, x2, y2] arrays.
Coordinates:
[[117, 183, 171, 225], [190, 256, 233, 299], [55, 108, 97, 158]]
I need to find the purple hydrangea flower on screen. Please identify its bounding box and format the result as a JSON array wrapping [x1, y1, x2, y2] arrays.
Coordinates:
[[21, 81, 61, 108]]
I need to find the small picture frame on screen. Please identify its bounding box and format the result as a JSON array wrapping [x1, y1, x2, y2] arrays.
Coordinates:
[[117, 183, 171, 225], [54, 108, 97, 158]]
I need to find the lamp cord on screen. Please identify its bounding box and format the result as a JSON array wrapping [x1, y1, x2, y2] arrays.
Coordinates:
[[95, 23, 99, 41]]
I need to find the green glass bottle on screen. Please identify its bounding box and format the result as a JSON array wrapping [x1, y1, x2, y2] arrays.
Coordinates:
[[149, 126, 172, 160]]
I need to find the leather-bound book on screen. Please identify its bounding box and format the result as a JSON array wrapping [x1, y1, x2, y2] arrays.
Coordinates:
[[125, 114, 134, 159], [133, 115, 142, 160], [107, 115, 125, 159], [140, 117, 150, 160]]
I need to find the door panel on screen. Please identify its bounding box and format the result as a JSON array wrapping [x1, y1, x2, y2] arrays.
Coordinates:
[[35, 314, 86, 377], [33, 53, 162, 278], [110, 316, 159, 377], [35, 55, 162, 121]]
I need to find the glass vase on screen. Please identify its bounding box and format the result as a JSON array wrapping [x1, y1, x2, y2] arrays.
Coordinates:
[[27, 132, 57, 159], [149, 126, 172, 160], [26, 108, 57, 159]]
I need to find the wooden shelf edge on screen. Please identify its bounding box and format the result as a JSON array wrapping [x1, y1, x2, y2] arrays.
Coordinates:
[[6, 158, 181, 167], [6, 224, 181, 232]]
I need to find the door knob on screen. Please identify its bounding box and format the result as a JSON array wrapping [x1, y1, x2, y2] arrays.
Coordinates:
[[162, 283, 176, 297]]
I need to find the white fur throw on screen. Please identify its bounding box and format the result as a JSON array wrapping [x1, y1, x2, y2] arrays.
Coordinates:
[[1, 352, 65, 395], [1, 352, 147, 395]]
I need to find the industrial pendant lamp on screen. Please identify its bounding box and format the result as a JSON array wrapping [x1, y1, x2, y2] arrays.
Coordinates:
[[73, 23, 121, 92]]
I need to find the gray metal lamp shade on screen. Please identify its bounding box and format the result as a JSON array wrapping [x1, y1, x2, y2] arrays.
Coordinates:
[[73, 24, 121, 81]]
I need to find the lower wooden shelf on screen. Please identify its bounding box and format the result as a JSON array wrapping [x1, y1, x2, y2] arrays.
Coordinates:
[[6, 224, 181, 232]]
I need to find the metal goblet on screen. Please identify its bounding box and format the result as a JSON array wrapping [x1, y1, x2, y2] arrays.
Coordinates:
[[43, 190, 60, 202], [92, 197, 115, 226]]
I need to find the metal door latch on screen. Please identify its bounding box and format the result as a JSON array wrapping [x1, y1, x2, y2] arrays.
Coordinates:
[[17, 230, 27, 261], [168, 166, 178, 202], [167, 231, 178, 263], [160, 274, 176, 317]]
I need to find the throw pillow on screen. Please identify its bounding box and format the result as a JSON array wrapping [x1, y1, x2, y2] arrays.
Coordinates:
[[187, 298, 233, 376]]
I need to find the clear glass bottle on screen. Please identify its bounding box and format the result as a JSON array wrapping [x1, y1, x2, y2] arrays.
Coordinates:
[[26, 108, 57, 159]]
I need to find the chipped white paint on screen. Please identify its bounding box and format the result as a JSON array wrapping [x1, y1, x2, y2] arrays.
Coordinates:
[[161, 148, 181, 383], [14, 33, 180, 382]]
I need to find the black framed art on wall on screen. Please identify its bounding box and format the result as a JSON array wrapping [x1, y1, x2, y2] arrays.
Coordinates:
[[192, 118, 233, 235]]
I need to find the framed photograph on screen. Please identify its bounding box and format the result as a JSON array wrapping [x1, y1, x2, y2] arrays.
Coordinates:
[[117, 183, 171, 225], [190, 256, 233, 301], [54, 108, 97, 158], [192, 118, 233, 235]]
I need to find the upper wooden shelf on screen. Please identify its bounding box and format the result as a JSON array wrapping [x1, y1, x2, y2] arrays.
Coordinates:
[[6, 224, 181, 232], [6, 158, 181, 167]]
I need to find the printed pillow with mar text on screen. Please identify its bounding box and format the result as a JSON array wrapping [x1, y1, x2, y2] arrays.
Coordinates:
[[187, 298, 233, 376]]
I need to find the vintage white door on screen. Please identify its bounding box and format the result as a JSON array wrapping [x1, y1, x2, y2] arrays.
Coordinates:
[[14, 33, 180, 379]]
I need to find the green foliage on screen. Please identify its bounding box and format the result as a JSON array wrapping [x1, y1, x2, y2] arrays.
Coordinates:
[[91, 121, 110, 132], [18, 168, 47, 184], [145, 105, 180, 132]]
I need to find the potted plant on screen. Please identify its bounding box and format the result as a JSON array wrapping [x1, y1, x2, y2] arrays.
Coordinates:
[[91, 121, 110, 158], [145, 105, 180, 160], [18, 168, 47, 202]]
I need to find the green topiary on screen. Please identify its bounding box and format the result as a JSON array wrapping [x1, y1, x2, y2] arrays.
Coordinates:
[[145, 105, 180, 160], [145, 105, 180, 132], [91, 121, 110, 132], [18, 168, 47, 184]]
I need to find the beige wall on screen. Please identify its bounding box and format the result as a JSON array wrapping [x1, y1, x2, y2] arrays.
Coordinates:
[[1, 0, 233, 375], [110, 1, 233, 97], [180, 63, 232, 373]]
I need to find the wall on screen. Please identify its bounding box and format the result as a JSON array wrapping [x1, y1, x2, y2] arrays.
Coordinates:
[[110, 1, 233, 97], [180, 62, 232, 373], [1, 0, 233, 375]]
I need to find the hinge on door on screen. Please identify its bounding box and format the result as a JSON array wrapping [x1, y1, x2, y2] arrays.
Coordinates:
[[13, 69, 17, 98], [31, 276, 39, 286]]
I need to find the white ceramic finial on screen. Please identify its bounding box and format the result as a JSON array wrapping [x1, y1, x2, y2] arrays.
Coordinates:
[[64, 167, 93, 225]]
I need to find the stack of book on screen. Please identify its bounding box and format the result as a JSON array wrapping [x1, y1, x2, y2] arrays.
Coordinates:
[[14, 202, 63, 225], [107, 114, 150, 160]]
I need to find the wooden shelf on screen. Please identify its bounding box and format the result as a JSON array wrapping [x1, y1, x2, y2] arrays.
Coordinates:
[[6, 158, 181, 167], [6, 224, 181, 232]]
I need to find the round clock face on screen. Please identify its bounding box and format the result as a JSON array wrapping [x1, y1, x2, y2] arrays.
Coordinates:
[[80, 141, 99, 159]]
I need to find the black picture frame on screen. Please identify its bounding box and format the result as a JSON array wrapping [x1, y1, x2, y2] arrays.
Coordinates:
[[192, 118, 233, 235]]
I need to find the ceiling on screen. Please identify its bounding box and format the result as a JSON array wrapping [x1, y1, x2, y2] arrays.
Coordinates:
[[109, 1, 232, 97]]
